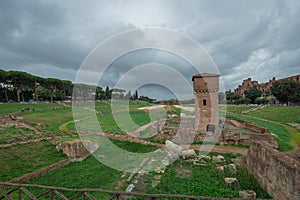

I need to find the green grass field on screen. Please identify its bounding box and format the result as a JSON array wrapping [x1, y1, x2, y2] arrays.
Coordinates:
[[147, 152, 270, 198], [26, 151, 270, 199], [0, 141, 66, 182], [226, 105, 254, 114], [245, 106, 300, 123], [21, 107, 73, 131], [26, 155, 122, 199], [2, 102, 299, 198], [0, 103, 64, 115]]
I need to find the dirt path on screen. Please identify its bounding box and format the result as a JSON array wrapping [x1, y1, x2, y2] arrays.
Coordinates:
[[241, 105, 266, 114], [189, 144, 248, 155]]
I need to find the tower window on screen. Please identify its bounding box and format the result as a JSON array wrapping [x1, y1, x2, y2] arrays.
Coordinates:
[[203, 99, 207, 106]]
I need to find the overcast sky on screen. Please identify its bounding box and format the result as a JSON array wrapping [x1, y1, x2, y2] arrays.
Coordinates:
[[1, 0, 300, 100]]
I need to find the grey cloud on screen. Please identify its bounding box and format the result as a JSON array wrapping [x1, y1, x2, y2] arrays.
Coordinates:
[[0, 0, 300, 98]]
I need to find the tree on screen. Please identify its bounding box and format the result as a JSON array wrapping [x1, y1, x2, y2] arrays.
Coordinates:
[[271, 80, 300, 105], [41, 78, 62, 103], [8, 71, 36, 102], [244, 87, 262, 104], [0, 69, 10, 102], [225, 90, 242, 104], [59, 80, 73, 101], [255, 97, 268, 105], [139, 95, 156, 103], [95, 86, 104, 100], [105, 86, 112, 100], [132, 90, 139, 100], [236, 97, 251, 105]]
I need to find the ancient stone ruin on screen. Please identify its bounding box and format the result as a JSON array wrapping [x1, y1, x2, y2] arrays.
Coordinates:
[[56, 140, 99, 162], [247, 140, 300, 200]]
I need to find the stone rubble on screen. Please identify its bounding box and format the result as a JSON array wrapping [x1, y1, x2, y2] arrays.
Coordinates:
[[227, 164, 237, 174], [224, 178, 239, 187], [239, 190, 256, 199]]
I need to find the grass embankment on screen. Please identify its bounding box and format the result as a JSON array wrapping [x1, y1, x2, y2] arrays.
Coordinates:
[[0, 141, 66, 182], [226, 105, 300, 151], [245, 106, 300, 124], [245, 106, 300, 149], [226, 105, 255, 114]]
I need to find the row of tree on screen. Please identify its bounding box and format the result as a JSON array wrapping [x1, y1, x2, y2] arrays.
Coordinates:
[[0, 69, 155, 103], [225, 80, 300, 105], [0, 69, 73, 103]]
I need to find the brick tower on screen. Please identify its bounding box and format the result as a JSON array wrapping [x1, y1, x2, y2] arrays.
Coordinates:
[[192, 73, 220, 134]]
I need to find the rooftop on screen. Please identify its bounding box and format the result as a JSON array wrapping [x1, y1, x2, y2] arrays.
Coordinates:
[[192, 73, 220, 81]]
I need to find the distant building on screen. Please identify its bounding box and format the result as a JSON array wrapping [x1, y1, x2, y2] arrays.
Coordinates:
[[234, 74, 300, 96]]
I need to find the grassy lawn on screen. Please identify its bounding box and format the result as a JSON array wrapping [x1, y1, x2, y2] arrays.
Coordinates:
[[68, 107, 165, 134], [21, 107, 73, 131], [25, 145, 269, 199], [0, 140, 66, 182], [227, 113, 293, 151], [245, 106, 300, 123], [25, 139, 159, 198], [0, 103, 64, 115], [145, 152, 270, 198], [0, 127, 34, 144]]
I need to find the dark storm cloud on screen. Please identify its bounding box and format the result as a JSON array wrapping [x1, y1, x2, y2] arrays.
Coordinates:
[[0, 0, 300, 99]]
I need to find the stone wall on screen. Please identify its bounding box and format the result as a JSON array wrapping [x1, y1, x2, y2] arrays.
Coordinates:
[[247, 140, 300, 200], [152, 117, 269, 145], [56, 140, 99, 162]]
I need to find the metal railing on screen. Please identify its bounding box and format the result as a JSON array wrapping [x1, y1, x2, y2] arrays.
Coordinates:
[[0, 182, 269, 200]]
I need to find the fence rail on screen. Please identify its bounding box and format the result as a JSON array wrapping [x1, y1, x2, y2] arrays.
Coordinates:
[[0, 182, 270, 200]]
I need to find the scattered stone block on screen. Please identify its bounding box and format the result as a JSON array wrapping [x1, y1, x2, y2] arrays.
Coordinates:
[[126, 184, 135, 192], [212, 155, 226, 165], [151, 180, 160, 187], [239, 190, 256, 199], [56, 140, 99, 162], [215, 166, 224, 172], [198, 155, 211, 162], [155, 167, 166, 174], [181, 149, 197, 160], [225, 178, 239, 187], [165, 140, 182, 153], [193, 159, 208, 167], [228, 164, 237, 174]]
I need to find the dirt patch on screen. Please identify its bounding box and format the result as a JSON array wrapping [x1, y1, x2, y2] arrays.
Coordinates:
[[138, 105, 166, 111]]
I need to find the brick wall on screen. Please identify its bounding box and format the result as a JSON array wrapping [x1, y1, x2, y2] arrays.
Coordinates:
[[247, 140, 300, 200]]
